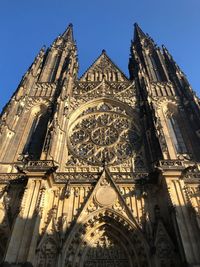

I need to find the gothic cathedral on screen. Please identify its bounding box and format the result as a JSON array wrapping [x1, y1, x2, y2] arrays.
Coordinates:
[[0, 24, 200, 267]]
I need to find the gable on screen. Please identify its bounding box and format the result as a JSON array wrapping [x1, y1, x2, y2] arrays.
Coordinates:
[[80, 50, 128, 82]]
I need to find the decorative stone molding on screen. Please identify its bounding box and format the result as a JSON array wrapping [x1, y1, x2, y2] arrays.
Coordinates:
[[0, 174, 24, 184], [52, 171, 149, 184], [72, 80, 136, 108], [25, 160, 55, 171], [159, 160, 185, 169]]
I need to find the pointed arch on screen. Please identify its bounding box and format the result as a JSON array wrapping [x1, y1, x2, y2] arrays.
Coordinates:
[[22, 103, 50, 160], [165, 103, 188, 154], [35, 236, 58, 267], [62, 208, 152, 267]]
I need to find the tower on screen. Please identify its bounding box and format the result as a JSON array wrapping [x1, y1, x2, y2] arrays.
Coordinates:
[[0, 23, 199, 267]]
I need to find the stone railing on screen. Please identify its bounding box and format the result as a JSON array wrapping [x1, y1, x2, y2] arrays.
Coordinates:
[[159, 160, 200, 181], [25, 160, 55, 171], [0, 173, 22, 183], [53, 171, 149, 183], [159, 160, 185, 169]]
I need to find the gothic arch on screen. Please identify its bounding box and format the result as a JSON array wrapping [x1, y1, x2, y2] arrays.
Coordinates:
[[164, 102, 188, 155], [62, 208, 152, 267], [35, 236, 59, 267], [67, 97, 139, 123], [21, 103, 50, 160]]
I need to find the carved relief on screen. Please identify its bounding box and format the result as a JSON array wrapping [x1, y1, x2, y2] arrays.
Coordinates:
[[72, 80, 136, 107], [64, 210, 150, 267], [95, 186, 117, 206], [83, 229, 130, 267]]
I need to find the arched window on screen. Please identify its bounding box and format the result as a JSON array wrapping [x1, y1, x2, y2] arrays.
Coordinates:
[[167, 116, 187, 154], [150, 55, 162, 82], [23, 106, 49, 160], [48, 54, 61, 82], [147, 51, 167, 82], [166, 105, 188, 154]]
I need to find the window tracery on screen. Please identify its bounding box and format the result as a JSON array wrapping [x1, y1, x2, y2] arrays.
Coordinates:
[[167, 116, 187, 154], [83, 231, 130, 267], [68, 102, 141, 166], [165, 104, 188, 154]]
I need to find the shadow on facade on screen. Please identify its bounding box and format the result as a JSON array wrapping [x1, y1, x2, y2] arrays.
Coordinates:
[[0, 209, 185, 267], [0, 192, 153, 267], [0, 174, 198, 267]]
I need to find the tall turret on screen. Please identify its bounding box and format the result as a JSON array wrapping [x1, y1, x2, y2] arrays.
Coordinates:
[[0, 24, 78, 171], [129, 24, 200, 266], [129, 23, 200, 161]]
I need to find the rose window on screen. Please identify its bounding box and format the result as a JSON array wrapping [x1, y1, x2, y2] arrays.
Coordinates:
[[91, 126, 118, 146], [68, 105, 141, 166]]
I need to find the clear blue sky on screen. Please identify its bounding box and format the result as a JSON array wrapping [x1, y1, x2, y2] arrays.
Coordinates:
[[0, 0, 200, 111]]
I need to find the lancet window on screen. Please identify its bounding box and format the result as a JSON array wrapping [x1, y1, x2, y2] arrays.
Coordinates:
[[23, 106, 49, 159], [147, 51, 167, 82], [166, 105, 188, 154]]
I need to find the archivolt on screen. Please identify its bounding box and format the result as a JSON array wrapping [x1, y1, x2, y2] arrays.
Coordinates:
[[62, 208, 151, 267]]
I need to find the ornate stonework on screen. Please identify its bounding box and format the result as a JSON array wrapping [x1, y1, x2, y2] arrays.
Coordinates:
[[0, 23, 200, 267], [68, 101, 140, 166]]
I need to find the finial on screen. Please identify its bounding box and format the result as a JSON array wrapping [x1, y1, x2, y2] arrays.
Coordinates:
[[41, 45, 46, 51], [134, 23, 146, 41], [62, 23, 74, 42], [102, 49, 106, 54]]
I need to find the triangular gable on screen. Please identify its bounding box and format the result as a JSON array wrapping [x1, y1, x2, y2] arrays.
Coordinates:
[[62, 168, 151, 267], [37, 213, 60, 250], [75, 167, 140, 228], [155, 220, 175, 259], [80, 50, 128, 82]]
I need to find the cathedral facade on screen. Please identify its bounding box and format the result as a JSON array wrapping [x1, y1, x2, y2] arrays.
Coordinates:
[[0, 24, 200, 267]]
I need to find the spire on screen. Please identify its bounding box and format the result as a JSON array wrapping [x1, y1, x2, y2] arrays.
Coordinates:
[[62, 23, 74, 42], [134, 23, 147, 42]]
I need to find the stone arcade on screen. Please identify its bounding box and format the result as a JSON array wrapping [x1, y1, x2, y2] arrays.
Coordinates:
[[0, 24, 200, 266]]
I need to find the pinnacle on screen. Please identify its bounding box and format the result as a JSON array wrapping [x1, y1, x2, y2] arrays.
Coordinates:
[[62, 23, 74, 42], [134, 22, 146, 41]]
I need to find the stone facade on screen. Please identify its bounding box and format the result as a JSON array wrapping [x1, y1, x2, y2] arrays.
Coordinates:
[[0, 23, 200, 267]]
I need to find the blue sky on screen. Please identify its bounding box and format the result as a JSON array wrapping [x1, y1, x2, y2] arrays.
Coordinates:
[[0, 0, 200, 111]]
